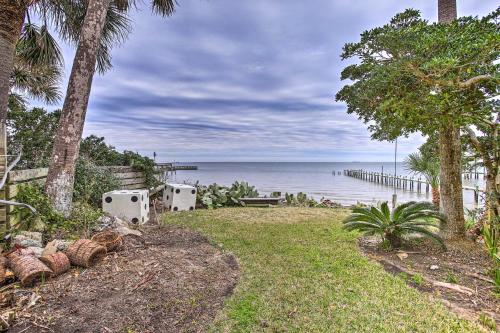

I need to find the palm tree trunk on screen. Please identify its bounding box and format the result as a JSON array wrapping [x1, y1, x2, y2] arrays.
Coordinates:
[[45, 0, 111, 216], [0, 0, 27, 123], [0, 0, 27, 229], [438, 0, 457, 23], [438, 121, 465, 239], [431, 186, 440, 208]]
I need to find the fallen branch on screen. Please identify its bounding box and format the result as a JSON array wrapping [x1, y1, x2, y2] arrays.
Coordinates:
[[131, 271, 157, 291], [465, 272, 495, 285], [378, 259, 475, 295]]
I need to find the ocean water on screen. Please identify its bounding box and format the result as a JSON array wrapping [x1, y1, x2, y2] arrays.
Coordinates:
[[170, 162, 484, 208]]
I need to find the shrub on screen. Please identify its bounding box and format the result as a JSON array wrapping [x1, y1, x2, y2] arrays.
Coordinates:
[[73, 157, 120, 206], [12, 184, 66, 235], [284, 192, 318, 207], [343, 201, 446, 249], [194, 181, 259, 209], [11, 184, 103, 240], [67, 202, 103, 238]]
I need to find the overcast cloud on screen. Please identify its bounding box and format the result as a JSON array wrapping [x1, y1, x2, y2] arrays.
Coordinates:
[[44, 0, 497, 162]]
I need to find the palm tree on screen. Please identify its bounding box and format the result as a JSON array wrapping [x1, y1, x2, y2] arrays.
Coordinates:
[[44, 0, 177, 215], [436, 0, 465, 240], [343, 201, 446, 249], [10, 23, 64, 104], [404, 152, 440, 207]]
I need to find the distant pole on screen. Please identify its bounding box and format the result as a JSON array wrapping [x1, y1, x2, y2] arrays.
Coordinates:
[[392, 138, 398, 208]]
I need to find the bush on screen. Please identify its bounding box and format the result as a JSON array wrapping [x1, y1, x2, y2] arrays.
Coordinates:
[[73, 157, 120, 206], [67, 202, 103, 238], [11, 184, 103, 240], [11, 184, 66, 238], [343, 201, 446, 249]]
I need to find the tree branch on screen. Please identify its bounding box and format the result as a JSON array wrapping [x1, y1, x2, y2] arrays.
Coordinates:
[[459, 75, 494, 88]]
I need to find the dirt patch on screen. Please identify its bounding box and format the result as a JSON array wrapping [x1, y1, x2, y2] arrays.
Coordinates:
[[360, 237, 499, 328], [6, 225, 240, 333]]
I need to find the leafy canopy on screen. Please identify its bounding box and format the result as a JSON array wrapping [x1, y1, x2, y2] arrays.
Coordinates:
[[336, 9, 499, 141]]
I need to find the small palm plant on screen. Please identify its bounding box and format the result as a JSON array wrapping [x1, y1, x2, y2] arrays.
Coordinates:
[[404, 153, 440, 207], [343, 201, 446, 249]]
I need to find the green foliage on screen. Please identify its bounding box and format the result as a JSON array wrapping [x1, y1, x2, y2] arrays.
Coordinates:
[[11, 184, 66, 237], [478, 313, 497, 331], [7, 105, 60, 169], [404, 152, 440, 188], [412, 273, 424, 286], [464, 207, 483, 231], [79, 136, 160, 188], [73, 157, 120, 206], [195, 181, 259, 209], [336, 9, 499, 141], [284, 192, 317, 207], [79, 135, 124, 166], [343, 201, 446, 249], [11, 184, 103, 240], [445, 271, 458, 284], [67, 202, 103, 238], [122, 151, 159, 188]]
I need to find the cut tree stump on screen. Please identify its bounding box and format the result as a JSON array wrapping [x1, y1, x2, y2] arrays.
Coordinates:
[[65, 239, 107, 268], [7, 252, 52, 286], [40, 252, 70, 276], [91, 231, 123, 252]]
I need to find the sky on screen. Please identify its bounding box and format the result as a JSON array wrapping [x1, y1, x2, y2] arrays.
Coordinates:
[[39, 0, 498, 162]]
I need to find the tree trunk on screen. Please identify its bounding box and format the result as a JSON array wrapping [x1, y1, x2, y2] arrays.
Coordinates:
[[438, 122, 465, 239], [0, 0, 27, 123], [438, 0, 457, 23], [0, 0, 27, 230], [431, 186, 440, 208], [436, 0, 464, 240], [45, 0, 111, 216]]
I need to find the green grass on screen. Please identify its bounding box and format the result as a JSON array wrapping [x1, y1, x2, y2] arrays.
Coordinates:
[[164, 207, 481, 333]]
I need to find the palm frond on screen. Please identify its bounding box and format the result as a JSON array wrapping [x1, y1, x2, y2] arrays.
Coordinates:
[[343, 201, 446, 248], [151, 0, 177, 16], [404, 152, 440, 187], [16, 23, 63, 68], [399, 225, 446, 249]]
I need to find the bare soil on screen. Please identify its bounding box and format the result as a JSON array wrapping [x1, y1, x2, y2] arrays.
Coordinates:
[[360, 237, 500, 328], [6, 225, 240, 333]]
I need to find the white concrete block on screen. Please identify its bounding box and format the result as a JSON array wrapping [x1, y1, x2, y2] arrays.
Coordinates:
[[163, 184, 196, 212], [102, 189, 149, 224]]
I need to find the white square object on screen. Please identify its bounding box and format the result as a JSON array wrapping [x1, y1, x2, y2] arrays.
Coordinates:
[[102, 190, 149, 224], [163, 184, 196, 212]]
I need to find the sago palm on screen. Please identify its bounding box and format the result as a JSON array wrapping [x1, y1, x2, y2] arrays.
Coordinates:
[[404, 152, 441, 207], [343, 201, 446, 249]]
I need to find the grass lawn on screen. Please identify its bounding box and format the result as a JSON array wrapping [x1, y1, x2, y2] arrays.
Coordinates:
[[164, 207, 481, 333]]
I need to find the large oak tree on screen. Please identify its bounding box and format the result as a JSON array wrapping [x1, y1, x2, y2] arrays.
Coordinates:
[[336, 9, 499, 240]]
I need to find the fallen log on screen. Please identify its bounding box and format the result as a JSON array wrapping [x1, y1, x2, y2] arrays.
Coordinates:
[[7, 252, 52, 286], [65, 239, 107, 268], [40, 252, 70, 276]]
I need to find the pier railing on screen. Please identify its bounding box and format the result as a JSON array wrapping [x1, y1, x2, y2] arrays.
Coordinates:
[[343, 169, 483, 204]]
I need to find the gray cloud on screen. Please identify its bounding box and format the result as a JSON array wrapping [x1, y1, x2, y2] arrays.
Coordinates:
[[43, 0, 497, 161]]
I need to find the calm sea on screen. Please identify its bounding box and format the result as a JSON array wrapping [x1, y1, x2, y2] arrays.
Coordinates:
[[171, 162, 484, 208]]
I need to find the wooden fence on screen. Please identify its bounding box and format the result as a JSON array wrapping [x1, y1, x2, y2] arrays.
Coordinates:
[[1, 165, 169, 230]]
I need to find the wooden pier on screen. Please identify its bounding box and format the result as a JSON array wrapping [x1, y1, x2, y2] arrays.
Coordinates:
[[343, 169, 483, 204], [155, 163, 198, 171]]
